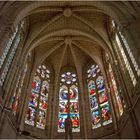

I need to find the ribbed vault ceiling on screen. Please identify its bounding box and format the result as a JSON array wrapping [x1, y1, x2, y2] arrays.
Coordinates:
[[24, 3, 111, 75]]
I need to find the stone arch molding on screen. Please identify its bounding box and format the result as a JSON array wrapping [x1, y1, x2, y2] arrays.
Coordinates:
[[31, 41, 102, 74], [22, 10, 111, 53], [0, 1, 133, 43], [23, 28, 110, 60], [4, 1, 130, 30]]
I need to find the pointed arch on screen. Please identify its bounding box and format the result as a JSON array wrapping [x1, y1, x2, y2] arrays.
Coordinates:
[[86, 64, 112, 129], [58, 71, 80, 132], [25, 64, 51, 129]]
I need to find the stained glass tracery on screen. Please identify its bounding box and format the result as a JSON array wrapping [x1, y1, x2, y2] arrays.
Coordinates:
[[58, 71, 80, 133], [25, 64, 50, 129], [87, 64, 112, 129]]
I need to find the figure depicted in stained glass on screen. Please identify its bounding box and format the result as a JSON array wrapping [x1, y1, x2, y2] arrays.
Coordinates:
[[11, 94, 20, 114], [91, 110, 100, 127], [32, 81, 36, 89], [39, 96, 47, 110], [61, 91, 68, 100], [70, 102, 78, 113], [12, 96, 19, 114], [101, 104, 112, 125], [88, 81, 96, 96], [60, 86, 68, 100], [99, 91, 108, 104], [90, 96, 98, 109], [32, 77, 41, 93], [58, 114, 67, 131], [96, 76, 105, 91], [37, 111, 46, 129], [25, 107, 36, 125], [41, 81, 49, 96], [71, 114, 80, 129], [70, 86, 78, 100], [29, 93, 38, 108], [59, 102, 68, 113]]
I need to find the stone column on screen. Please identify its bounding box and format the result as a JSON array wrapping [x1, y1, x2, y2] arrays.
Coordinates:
[[50, 70, 60, 139]]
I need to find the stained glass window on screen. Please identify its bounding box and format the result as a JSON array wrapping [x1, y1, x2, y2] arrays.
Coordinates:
[[119, 32, 140, 76], [0, 27, 18, 69], [11, 64, 28, 115], [58, 71, 80, 132], [115, 33, 137, 86], [0, 20, 25, 86], [108, 64, 124, 116], [25, 64, 50, 129], [87, 65, 112, 129], [111, 20, 139, 86], [0, 35, 21, 86]]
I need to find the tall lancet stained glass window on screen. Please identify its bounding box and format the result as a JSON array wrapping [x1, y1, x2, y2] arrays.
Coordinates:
[[25, 64, 50, 129], [108, 63, 124, 116], [87, 65, 112, 129], [58, 71, 80, 132]]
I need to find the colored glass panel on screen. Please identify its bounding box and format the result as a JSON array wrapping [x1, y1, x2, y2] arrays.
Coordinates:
[[25, 106, 36, 126], [58, 114, 68, 132], [29, 92, 38, 108], [70, 85, 78, 101], [100, 103, 112, 126], [36, 110, 46, 129], [32, 76, 41, 93], [70, 102, 79, 113], [98, 91, 108, 104], [90, 96, 98, 109], [70, 114, 80, 132], [88, 80, 96, 96], [96, 76, 105, 92], [41, 81, 49, 97], [91, 110, 101, 129]]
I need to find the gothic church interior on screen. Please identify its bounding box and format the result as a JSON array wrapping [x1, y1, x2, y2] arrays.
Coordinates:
[[0, 1, 140, 139]]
